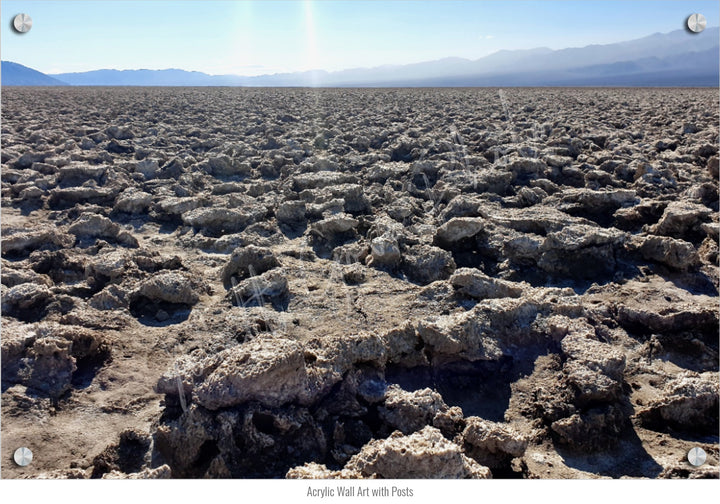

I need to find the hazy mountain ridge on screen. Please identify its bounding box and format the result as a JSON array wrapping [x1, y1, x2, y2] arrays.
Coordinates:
[[1, 61, 69, 86], [2, 28, 717, 86]]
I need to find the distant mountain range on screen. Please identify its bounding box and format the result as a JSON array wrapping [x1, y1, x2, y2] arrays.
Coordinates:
[[1, 61, 69, 86], [2, 28, 718, 87]]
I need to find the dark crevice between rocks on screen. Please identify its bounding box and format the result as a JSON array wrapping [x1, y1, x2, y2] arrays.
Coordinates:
[[491, 463, 526, 479], [451, 250, 500, 274], [30, 250, 86, 284], [158, 395, 185, 424], [134, 255, 184, 273], [561, 207, 619, 228], [553, 422, 663, 478], [548, 388, 640, 466], [660, 270, 719, 297], [5, 302, 50, 323], [91, 430, 151, 478], [509, 257, 642, 295], [278, 222, 309, 240], [129, 296, 192, 326], [158, 220, 183, 235], [307, 231, 358, 260], [438, 237, 501, 275], [15, 199, 46, 216], [193, 440, 220, 477], [385, 354, 537, 422], [85, 274, 111, 298], [252, 411, 281, 436], [231, 408, 327, 478], [70, 346, 111, 390], [636, 396, 719, 441]]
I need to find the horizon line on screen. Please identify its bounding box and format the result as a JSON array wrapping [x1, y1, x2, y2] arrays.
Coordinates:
[[10, 26, 718, 79]]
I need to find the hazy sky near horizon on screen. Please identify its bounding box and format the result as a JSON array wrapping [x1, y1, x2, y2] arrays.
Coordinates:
[[2, 0, 718, 75]]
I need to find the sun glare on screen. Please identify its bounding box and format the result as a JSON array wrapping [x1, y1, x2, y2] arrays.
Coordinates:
[[303, 0, 320, 81], [230, 1, 254, 76]]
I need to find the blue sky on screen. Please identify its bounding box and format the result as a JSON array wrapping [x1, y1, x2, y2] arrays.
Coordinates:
[[2, 1, 718, 75]]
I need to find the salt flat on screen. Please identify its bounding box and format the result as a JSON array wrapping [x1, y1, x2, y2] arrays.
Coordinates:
[[1, 87, 718, 479]]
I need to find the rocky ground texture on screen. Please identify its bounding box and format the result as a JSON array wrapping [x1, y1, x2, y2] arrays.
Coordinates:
[[1, 87, 718, 479]]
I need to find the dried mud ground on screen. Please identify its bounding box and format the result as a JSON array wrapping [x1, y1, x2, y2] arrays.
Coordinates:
[[1, 87, 718, 479]]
